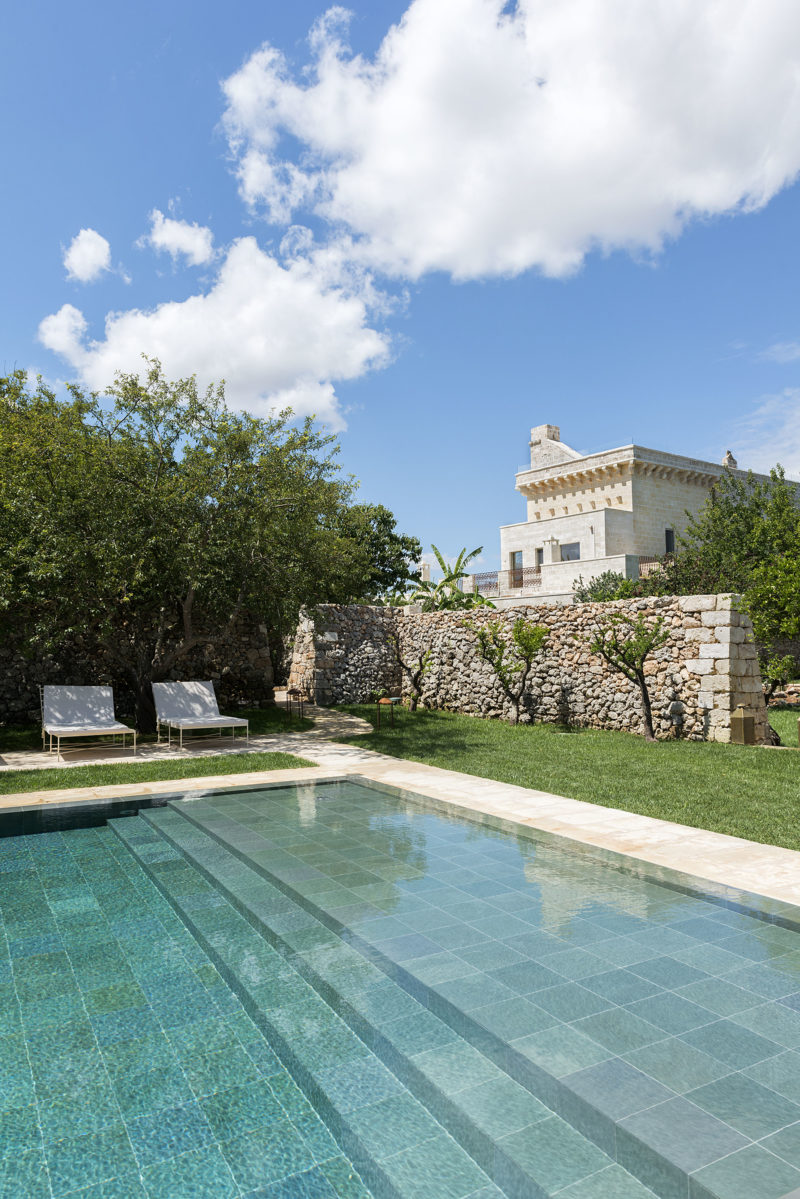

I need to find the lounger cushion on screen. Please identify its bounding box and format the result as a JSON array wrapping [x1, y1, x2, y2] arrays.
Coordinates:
[[153, 681, 221, 722], [44, 722, 133, 736], [163, 716, 249, 729], [42, 686, 130, 732]]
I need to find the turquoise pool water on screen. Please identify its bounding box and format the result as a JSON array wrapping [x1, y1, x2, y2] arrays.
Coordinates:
[[4, 776, 800, 1198]]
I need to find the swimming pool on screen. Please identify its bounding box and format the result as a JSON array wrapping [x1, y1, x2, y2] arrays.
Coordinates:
[[3, 776, 800, 1198]]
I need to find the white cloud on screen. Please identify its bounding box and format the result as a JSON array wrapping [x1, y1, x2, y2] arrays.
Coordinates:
[[39, 238, 389, 429], [144, 209, 215, 265], [63, 228, 112, 282], [222, 0, 800, 281], [732, 389, 800, 477], [760, 341, 800, 364]]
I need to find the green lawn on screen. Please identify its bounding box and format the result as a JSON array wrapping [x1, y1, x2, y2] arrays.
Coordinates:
[[337, 705, 800, 852], [768, 707, 799, 749], [0, 751, 316, 797]]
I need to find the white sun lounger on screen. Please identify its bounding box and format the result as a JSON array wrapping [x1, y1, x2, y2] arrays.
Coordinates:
[[41, 685, 137, 758], [152, 681, 249, 749]]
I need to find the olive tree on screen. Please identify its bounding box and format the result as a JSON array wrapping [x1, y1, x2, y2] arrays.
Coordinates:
[[589, 612, 669, 741]]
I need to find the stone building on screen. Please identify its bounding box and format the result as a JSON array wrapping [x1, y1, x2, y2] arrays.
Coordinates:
[[473, 424, 768, 607]]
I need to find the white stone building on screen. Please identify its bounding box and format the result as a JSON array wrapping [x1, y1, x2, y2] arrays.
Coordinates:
[[473, 424, 764, 607]]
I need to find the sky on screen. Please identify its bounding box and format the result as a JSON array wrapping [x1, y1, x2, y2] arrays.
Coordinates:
[[4, 0, 800, 572]]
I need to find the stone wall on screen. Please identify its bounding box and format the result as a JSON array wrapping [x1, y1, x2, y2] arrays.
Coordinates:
[[287, 595, 770, 743], [0, 617, 274, 726], [288, 606, 400, 705]]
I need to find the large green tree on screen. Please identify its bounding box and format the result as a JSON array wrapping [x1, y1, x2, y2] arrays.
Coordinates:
[[0, 361, 419, 729]]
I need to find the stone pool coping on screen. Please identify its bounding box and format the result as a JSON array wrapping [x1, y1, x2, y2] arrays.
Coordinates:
[[2, 746, 799, 912]]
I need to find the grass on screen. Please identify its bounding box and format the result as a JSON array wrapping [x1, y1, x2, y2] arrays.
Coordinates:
[[768, 707, 799, 748], [0, 703, 313, 755], [337, 704, 800, 853], [0, 751, 316, 797]]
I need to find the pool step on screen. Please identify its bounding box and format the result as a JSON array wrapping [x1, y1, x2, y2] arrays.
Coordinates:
[[162, 795, 756, 1199], [111, 815, 500, 1199], [124, 804, 658, 1199]]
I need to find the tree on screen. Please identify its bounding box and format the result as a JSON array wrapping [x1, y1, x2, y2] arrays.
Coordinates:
[[387, 633, 431, 710], [409, 545, 495, 611], [0, 362, 417, 730], [468, 616, 548, 724], [589, 613, 669, 741], [573, 571, 637, 603], [334, 503, 421, 600]]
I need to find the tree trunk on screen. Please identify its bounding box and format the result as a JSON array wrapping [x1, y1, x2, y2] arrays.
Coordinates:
[[135, 680, 158, 734], [637, 673, 656, 741]]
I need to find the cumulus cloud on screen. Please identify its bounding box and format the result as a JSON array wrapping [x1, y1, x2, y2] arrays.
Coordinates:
[[221, 0, 800, 280], [143, 209, 215, 265], [63, 228, 112, 282], [731, 389, 800, 477], [39, 238, 389, 428]]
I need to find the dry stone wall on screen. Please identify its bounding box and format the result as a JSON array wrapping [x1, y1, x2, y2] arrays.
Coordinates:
[[288, 595, 769, 743], [0, 617, 274, 726]]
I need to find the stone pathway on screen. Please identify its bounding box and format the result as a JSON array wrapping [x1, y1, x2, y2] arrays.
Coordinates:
[[0, 703, 373, 773]]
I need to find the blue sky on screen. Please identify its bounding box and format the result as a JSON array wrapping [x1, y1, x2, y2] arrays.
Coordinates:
[[4, 0, 800, 571]]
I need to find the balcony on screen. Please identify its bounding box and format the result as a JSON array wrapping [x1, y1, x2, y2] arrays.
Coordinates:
[[471, 568, 542, 597]]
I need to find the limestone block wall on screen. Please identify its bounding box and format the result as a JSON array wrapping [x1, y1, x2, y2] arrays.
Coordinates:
[[288, 595, 769, 743]]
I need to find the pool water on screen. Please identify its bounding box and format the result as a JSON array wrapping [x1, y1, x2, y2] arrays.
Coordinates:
[[4, 777, 800, 1198]]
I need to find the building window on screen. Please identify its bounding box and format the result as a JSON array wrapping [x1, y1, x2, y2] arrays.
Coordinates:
[[535, 548, 544, 568], [509, 551, 523, 588], [665, 528, 675, 554], [560, 542, 580, 562]]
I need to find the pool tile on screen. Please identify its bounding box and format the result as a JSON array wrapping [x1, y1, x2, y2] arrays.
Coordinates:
[[624, 1038, 730, 1093], [499, 1114, 611, 1192], [184, 1043, 262, 1097], [512, 1024, 611, 1077], [675, 977, 760, 1017], [625, 992, 716, 1035], [221, 1119, 315, 1191], [554, 1163, 659, 1197], [257, 1165, 340, 1198], [112, 1062, 194, 1119], [730, 1000, 800, 1048], [531, 983, 613, 1022], [689, 1143, 800, 1199], [200, 1079, 284, 1140], [127, 1100, 216, 1167], [382, 1010, 459, 1055], [457, 1074, 550, 1137], [744, 1050, 800, 1104], [142, 1144, 238, 1199], [315, 1057, 403, 1112], [381, 1133, 488, 1199], [686, 1071, 800, 1140], [471, 995, 557, 1040], [564, 1058, 674, 1121], [629, 956, 710, 989], [680, 1018, 783, 1068], [0, 1145, 50, 1199], [347, 1091, 435, 1158], [581, 969, 663, 1006], [46, 1123, 138, 1196], [413, 1040, 500, 1093], [573, 1008, 664, 1055], [618, 1096, 748, 1174], [0, 1101, 40, 1153], [433, 973, 517, 1011], [489, 960, 566, 995]]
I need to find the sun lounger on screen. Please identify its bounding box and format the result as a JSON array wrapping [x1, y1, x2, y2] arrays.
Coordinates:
[[152, 681, 249, 749], [41, 685, 137, 758]]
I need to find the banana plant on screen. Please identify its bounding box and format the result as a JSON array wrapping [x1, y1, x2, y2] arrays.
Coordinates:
[[408, 545, 494, 610]]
